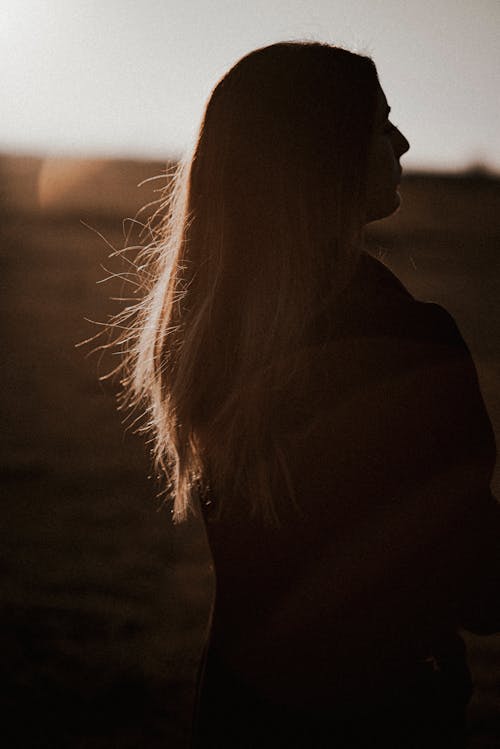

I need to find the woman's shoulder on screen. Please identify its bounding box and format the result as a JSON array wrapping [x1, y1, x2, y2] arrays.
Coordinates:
[[353, 251, 465, 348], [306, 251, 471, 387], [301, 253, 494, 452]]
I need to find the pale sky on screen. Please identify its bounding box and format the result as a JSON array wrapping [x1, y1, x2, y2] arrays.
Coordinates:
[[2, 0, 500, 171]]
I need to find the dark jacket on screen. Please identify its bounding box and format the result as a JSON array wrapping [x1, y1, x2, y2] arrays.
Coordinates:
[[195, 252, 500, 747]]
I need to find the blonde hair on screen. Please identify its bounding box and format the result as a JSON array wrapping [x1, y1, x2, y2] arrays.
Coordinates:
[[115, 41, 379, 523]]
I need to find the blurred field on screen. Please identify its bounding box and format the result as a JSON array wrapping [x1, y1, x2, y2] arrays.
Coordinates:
[[1, 156, 499, 747]]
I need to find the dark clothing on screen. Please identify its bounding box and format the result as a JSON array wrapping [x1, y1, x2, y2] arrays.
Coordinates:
[[194, 252, 500, 747]]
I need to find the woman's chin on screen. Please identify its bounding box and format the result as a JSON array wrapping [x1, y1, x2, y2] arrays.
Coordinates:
[[366, 192, 401, 223]]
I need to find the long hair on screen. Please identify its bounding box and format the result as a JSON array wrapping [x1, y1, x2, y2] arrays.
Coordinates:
[[118, 41, 379, 523]]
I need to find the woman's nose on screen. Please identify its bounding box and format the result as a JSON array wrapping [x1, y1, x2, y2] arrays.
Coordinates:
[[396, 128, 410, 156]]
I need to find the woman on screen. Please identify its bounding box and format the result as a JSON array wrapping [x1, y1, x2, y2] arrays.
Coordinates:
[[118, 42, 500, 747]]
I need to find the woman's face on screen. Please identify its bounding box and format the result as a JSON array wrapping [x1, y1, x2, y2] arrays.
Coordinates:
[[365, 86, 410, 222]]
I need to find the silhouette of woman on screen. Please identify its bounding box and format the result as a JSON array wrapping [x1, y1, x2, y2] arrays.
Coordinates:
[[118, 42, 500, 747]]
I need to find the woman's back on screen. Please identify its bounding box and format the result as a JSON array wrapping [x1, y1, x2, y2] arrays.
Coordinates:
[[195, 253, 500, 746]]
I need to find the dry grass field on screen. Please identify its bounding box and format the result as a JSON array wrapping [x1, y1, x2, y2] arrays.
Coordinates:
[[1, 157, 499, 747]]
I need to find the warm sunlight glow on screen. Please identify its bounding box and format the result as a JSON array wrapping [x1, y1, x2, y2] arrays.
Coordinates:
[[38, 159, 104, 210]]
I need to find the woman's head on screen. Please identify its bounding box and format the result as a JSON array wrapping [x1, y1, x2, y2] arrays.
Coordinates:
[[192, 42, 381, 289], [123, 42, 408, 522]]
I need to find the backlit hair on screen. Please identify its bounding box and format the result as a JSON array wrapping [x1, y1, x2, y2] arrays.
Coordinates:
[[117, 41, 379, 522]]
